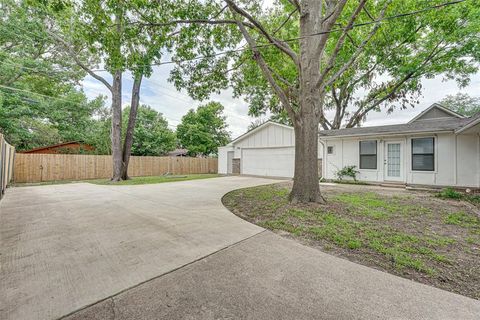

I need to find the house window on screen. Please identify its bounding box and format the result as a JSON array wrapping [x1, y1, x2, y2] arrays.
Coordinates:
[[359, 140, 377, 169], [412, 137, 434, 171], [327, 146, 334, 154]]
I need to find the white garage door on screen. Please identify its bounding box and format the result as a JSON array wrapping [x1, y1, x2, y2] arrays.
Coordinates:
[[242, 147, 295, 178]]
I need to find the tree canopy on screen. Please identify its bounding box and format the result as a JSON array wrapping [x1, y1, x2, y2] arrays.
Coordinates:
[[0, 0, 105, 150], [169, 0, 479, 129], [440, 93, 480, 117], [176, 101, 230, 156], [160, 0, 480, 202], [122, 105, 176, 156]]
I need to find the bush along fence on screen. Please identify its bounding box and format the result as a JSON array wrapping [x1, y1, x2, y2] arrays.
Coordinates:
[[14, 153, 218, 183], [0, 134, 15, 200]]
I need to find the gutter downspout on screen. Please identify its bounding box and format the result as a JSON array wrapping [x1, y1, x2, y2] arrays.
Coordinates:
[[453, 134, 457, 186], [318, 139, 326, 179], [478, 133, 480, 188]]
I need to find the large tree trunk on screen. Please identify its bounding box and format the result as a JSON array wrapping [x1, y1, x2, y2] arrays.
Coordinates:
[[290, 108, 324, 203], [121, 74, 143, 180], [289, 0, 324, 203], [111, 70, 123, 181]]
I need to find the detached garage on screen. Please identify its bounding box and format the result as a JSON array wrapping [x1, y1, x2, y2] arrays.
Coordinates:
[[218, 121, 322, 178]]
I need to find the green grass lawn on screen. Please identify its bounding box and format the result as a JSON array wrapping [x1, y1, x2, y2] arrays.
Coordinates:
[[223, 183, 480, 300], [88, 174, 219, 185], [13, 174, 219, 187]]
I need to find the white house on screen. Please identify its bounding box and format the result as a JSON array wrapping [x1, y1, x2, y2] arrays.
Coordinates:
[[218, 104, 480, 188], [320, 104, 480, 188], [218, 121, 323, 178]]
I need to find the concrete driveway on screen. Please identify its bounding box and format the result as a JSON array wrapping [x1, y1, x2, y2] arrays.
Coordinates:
[[1, 177, 479, 320], [0, 176, 275, 320]]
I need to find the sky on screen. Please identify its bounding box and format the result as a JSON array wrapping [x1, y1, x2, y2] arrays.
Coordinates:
[[81, 67, 480, 139]]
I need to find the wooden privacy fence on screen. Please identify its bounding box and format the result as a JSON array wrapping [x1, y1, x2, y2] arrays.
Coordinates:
[[14, 154, 218, 183], [0, 134, 15, 199]]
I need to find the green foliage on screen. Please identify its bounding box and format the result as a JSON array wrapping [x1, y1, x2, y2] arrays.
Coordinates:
[[176, 101, 230, 156], [436, 187, 463, 200], [334, 192, 432, 219], [122, 105, 176, 156], [435, 188, 480, 208], [335, 165, 360, 181], [224, 184, 480, 298], [439, 93, 480, 117], [444, 211, 479, 228], [225, 185, 459, 275], [0, 1, 111, 151], [169, 1, 480, 128]]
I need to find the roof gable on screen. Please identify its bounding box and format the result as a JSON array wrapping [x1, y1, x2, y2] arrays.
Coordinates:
[[228, 121, 293, 146], [408, 103, 465, 123]]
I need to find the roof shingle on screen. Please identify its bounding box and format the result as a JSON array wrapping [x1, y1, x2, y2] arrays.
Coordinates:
[[319, 117, 472, 138]]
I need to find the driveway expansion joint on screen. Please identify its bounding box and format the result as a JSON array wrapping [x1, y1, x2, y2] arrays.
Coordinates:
[[56, 230, 268, 320]]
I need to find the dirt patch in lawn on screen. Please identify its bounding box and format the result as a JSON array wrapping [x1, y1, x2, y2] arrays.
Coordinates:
[[222, 182, 480, 300]]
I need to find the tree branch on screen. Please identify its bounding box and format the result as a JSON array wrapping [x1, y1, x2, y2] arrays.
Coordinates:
[[313, 0, 348, 59], [272, 8, 298, 35], [137, 19, 255, 29], [318, 0, 367, 85], [46, 30, 113, 92], [346, 40, 445, 127], [230, 10, 296, 120], [267, 65, 295, 88], [320, 0, 390, 90], [225, 0, 299, 66], [286, 0, 300, 11]]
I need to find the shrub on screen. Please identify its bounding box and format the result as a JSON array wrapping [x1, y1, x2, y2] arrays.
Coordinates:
[[436, 187, 463, 200], [336, 165, 360, 181]]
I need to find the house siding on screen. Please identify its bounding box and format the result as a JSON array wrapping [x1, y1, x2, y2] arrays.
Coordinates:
[[218, 122, 323, 178], [217, 146, 234, 174], [322, 132, 480, 188], [233, 124, 295, 158], [415, 108, 456, 121]]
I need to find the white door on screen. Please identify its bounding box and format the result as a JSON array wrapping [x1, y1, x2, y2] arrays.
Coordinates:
[[242, 147, 295, 178], [384, 141, 403, 182]]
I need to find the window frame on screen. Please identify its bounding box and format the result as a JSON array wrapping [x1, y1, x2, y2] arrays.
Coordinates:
[[327, 145, 334, 155], [359, 140, 377, 170], [411, 137, 435, 172]]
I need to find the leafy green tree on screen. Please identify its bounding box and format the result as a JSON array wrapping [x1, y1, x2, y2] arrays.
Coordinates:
[[440, 93, 480, 117], [0, 1, 105, 150], [84, 105, 112, 155], [176, 102, 230, 156], [122, 105, 176, 156], [37, 0, 136, 180], [165, 0, 480, 203], [36, 0, 223, 180]]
